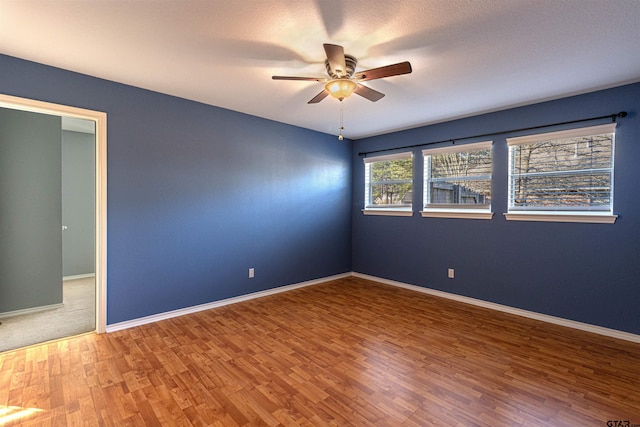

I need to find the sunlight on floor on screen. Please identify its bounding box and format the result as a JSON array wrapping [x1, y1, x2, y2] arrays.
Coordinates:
[[0, 405, 44, 425]]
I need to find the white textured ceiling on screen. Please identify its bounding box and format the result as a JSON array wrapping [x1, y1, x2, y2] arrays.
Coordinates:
[[1, 0, 640, 139]]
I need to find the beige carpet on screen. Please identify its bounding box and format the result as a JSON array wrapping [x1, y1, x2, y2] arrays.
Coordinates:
[[0, 277, 95, 352]]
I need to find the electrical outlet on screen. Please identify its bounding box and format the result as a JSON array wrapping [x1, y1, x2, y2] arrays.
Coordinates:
[[248, 268, 255, 278], [448, 268, 455, 279]]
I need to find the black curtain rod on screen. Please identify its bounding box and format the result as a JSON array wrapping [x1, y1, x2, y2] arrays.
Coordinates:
[[358, 111, 628, 157]]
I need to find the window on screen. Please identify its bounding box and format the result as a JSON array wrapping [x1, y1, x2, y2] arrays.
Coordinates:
[[422, 141, 493, 219], [363, 152, 413, 216], [506, 123, 617, 223]]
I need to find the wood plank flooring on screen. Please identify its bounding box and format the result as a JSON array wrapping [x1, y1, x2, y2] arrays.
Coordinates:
[[1, 276, 639, 426]]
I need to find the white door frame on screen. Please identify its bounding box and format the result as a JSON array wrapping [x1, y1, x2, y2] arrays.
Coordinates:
[[0, 94, 107, 333]]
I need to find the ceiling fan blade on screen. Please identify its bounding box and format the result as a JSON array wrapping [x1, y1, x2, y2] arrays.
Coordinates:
[[323, 44, 348, 78], [353, 61, 412, 82], [272, 76, 326, 82], [353, 84, 385, 102], [308, 90, 329, 104]]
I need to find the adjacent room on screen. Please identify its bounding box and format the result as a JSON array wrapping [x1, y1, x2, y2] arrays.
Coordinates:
[[1, 1, 639, 425]]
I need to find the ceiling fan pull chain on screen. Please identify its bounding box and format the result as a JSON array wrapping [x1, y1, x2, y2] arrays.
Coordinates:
[[338, 100, 344, 140]]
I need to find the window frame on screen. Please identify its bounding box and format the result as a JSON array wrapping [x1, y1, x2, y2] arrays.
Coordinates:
[[421, 141, 494, 220], [362, 151, 414, 216], [505, 123, 617, 224]]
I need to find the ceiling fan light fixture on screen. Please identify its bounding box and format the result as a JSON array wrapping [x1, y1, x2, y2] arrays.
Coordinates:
[[272, 43, 412, 104], [325, 79, 357, 100]]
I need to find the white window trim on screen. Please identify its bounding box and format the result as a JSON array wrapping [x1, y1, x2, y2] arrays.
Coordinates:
[[362, 208, 414, 217], [504, 212, 617, 224], [422, 140, 493, 155], [363, 151, 414, 215], [422, 141, 493, 219], [506, 123, 616, 146], [506, 123, 617, 224], [421, 209, 494, 220], [363, 151, 412, 163]]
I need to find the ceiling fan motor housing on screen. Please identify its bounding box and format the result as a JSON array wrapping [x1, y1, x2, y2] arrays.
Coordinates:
[[272, 44, 412, 104], [325, 54, 357, 79]]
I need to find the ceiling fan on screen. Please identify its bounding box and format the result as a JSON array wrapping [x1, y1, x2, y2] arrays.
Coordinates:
[[272, 44, 412, 104]]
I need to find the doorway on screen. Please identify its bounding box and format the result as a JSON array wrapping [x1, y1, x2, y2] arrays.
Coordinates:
[[0, 94, 106, 352]]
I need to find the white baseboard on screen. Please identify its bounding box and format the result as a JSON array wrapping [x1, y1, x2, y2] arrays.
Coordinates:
[[63, 273, 96, 281], [352, 272, 640, 344], [0, 303, 64, 320], [105, 271, 640, 344], [106, 272, 351, 333]]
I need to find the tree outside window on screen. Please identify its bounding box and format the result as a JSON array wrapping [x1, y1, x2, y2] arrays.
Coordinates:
[[423, 141, 493, 211], [508, 124, 615, 212], [364, 153, 413, 210]]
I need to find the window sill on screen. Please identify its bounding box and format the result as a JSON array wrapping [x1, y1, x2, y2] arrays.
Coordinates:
[[362, 209, 413, 217], [421, 210, 494, 220], [504, 212, 618, 224]]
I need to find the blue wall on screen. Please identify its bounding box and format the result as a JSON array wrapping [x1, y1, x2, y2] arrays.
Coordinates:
[[0, 54, 352, 324], [352, 83, 640, 335], [2, 53, 638, 336]]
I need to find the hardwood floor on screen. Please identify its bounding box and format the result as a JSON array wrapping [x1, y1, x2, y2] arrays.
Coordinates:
[[1, 276, 639, 426]]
